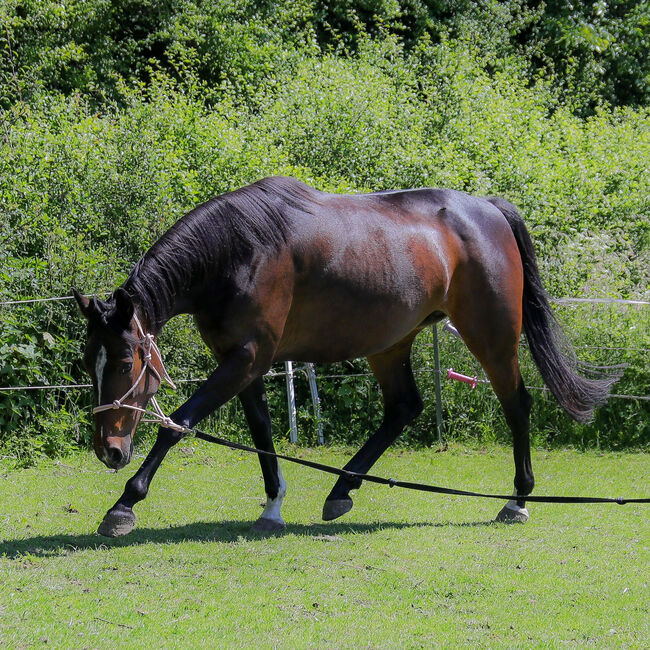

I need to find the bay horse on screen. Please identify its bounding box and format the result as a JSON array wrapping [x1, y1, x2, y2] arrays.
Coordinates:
[[74, 176, 616, 537]]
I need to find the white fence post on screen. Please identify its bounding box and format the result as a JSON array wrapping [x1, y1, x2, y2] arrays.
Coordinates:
[[304, 363, 324, 445], [284, 361, 298, 443], [432, 324, 444, 446]]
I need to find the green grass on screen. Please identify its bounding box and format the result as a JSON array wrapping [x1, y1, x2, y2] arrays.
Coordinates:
[[1, 443, 648, 648]]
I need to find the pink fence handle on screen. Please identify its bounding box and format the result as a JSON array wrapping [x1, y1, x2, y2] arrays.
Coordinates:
[[447, 368, 478, 389]]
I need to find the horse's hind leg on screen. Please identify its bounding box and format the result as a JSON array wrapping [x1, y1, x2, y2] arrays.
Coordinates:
[[488, 359, 533, 522], [323, 335, 423, 521], [448, 305, 534, 523], [496, 375, 535, 523], [239, 377, 287, 532]]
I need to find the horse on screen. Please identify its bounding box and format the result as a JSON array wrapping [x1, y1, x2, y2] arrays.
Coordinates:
[[74, 176, 616, 537]]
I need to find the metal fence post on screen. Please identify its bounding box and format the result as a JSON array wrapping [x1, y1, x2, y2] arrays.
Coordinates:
[[304, 363, 324, 444], [284, 361, 298, 443], [432, 324, 444, 445]]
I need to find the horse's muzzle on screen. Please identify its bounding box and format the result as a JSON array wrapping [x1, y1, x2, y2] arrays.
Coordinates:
[[100, 437, 134, 470]]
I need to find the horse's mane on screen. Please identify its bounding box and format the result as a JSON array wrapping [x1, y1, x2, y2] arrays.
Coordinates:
[[123, 177, 319, 328]]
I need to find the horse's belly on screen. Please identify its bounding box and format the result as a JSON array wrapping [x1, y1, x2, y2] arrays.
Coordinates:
[[276, 286, 441, 363]]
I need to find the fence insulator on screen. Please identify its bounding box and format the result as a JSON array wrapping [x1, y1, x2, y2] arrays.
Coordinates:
[[447, 368, 478, 389]]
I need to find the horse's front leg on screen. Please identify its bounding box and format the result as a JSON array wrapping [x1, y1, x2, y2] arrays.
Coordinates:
[[239, 377, 286, 532], [97, 425, 184, 536], [98, 343, 264, 537]]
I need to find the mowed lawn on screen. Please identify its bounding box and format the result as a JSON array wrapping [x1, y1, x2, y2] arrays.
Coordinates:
[[1, 443, 648, 648]]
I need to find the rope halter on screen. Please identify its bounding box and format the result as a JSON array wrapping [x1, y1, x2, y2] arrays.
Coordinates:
[[92, 315, 187, 434]]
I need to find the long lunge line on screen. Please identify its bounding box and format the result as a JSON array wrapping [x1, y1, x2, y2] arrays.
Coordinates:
[[190, 428, 650, 506]]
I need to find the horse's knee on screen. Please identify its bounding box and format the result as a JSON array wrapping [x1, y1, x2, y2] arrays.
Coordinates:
[[248, 416, 271, 440]]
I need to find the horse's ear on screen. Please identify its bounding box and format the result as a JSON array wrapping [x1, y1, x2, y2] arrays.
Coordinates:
[[72, 288, 95, 319], [113, 288, 134, 327]]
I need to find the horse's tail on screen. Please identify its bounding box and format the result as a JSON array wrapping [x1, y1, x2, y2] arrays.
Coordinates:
[[487, 197, 620, 423]]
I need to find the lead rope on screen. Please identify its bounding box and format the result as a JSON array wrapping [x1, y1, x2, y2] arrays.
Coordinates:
[[91, 319, 650, 507]]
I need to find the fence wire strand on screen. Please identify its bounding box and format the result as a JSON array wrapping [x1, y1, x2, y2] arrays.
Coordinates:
[[1, 292, 648, 403], [3, 370, 649, 401], [2, 293, 649, 307]]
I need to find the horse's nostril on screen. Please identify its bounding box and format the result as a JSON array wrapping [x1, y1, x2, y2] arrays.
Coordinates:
[[107, 446, 124, 466]]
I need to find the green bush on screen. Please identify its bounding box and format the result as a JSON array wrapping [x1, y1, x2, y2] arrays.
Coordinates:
[[2, 1, 647, 112], [1, 8, 648, 463]]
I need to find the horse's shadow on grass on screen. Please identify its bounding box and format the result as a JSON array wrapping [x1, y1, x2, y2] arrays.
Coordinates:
[[0, 518, 496, 559]]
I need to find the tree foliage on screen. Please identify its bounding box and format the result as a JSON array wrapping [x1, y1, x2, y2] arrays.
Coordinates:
[[1, 1, 648, 111], [0, 1, 648, 462]]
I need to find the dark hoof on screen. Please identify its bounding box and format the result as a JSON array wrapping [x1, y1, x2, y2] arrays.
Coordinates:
[[97, 507, 136, 537], [495, 503, 529, 524], [252, 517, 286, 532], [322, 498, 353, 521]]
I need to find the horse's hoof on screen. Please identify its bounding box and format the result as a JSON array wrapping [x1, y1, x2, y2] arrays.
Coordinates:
[[322, 498, 353, 521], [97, 507, 136, 537], [252, 517, 286, 532], [495, 503, 529, 524]]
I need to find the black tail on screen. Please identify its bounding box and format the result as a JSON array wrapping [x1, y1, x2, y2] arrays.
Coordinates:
[[488, 197, 620, 423]]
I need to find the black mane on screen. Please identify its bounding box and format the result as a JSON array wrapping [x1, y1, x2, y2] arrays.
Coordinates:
[[122, 177, 318, 330]]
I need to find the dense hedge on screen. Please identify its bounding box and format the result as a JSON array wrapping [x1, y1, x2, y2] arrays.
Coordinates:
[[0, 3, 648, 463], [2, 1, 648, 112]]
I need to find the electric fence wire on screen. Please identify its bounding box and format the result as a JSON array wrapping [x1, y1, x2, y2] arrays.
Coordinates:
[[1, 293, 648, 401]]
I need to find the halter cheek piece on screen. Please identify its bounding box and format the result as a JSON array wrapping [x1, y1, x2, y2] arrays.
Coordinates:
[[92, 315, 186, 433]]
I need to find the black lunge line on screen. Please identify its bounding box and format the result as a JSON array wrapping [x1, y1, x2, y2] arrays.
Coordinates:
[[192, 428, 649, 506]]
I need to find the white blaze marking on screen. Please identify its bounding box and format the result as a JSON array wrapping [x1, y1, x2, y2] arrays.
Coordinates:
[[95, 345, 107, 440], [261, 463, 287, 523], [95, 345, 107, 403]]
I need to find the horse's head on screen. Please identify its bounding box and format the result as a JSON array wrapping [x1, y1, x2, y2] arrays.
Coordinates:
[[74, 288, 164, 469]]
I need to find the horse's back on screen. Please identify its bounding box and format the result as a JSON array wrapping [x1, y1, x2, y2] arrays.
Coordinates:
[[191, 178, 522, 363], [250, 177, 511, 246], [270, 182, 518, 361], [286, 182, 516, 289]]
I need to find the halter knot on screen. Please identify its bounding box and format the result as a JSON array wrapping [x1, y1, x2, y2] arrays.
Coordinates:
[[143, 333, 154, 359], [161, 416, 186, 432]]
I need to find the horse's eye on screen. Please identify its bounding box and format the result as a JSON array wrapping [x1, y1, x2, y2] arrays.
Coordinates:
[[120, 362, 133, 375]]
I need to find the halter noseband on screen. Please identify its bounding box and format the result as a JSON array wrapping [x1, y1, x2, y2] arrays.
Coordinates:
[[92, 315, 185, 432]]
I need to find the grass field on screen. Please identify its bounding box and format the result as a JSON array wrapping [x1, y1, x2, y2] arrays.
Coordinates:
[[1, 443, 648, 648]]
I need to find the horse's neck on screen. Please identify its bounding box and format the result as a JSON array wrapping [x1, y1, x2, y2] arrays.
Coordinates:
[[123, 260, 196, 336]]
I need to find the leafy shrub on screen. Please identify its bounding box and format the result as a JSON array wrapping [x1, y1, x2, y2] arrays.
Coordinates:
[[0, 15, 648, 463]]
